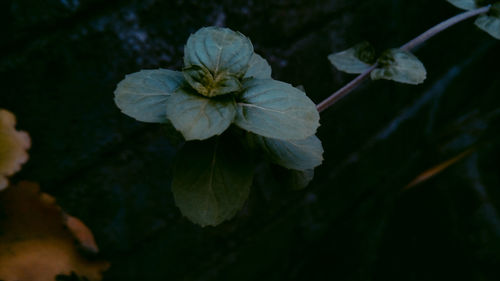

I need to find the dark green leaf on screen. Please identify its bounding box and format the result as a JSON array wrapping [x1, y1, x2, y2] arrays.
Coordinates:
[[183, 27, 253, 97], [254, 134, 324, 170], [371, 49, 427, 85], [288, 169, 314, 190], [244, 53, 272, 79], [235, 79, 320, 140], [114, 69, 184, 123], [166, 88, 236, 140], [475, 4, 500, 40], [172, 139, 254, 227], [328, 42, 376, 74]]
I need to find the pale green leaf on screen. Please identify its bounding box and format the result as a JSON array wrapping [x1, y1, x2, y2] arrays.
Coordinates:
[[328, 42, 376, 74], [295, 85, 306, 92], [254, 135, 324, 170], [172, 139, 254, 227], [166, 88, 236, 140], [475, 4, 500, 40], [114, 69, 184, 123], [184, 27, 253, 75], [183, 27, 253, 97], [244, 53, 272, 79], [371, 49, 427, 85], [235, 79, 320, 140], [447, 0, 477, 10]]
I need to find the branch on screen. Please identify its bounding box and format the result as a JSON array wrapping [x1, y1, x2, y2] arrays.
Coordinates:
[[316, 5, 492, 113]]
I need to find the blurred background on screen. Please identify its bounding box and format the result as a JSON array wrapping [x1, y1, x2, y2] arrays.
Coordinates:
[[1, 0, 500, 280]]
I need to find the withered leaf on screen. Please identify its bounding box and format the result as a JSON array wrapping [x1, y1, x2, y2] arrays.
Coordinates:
[[0, 182, 109, 281]]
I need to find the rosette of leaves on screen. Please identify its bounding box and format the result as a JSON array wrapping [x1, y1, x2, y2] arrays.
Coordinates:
[[114, 27, 322, 227], [447, 0, 500, 39]]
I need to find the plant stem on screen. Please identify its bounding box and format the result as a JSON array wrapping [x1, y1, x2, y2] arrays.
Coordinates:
[[316, 64, 377, 112], [316, 5, 492, 113], [400, 5, 491, 51]]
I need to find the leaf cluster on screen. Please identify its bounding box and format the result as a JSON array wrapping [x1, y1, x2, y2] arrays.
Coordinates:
[[448, 0, 500, 39], [328, 2, 499, 84], [114, 27, 323, 226], [328, 43, 427, 85]]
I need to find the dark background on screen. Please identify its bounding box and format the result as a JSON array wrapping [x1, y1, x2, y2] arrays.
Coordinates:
[[2, 0, 500, 280]]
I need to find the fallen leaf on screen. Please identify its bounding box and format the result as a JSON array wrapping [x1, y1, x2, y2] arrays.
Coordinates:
[[0, 109, 31, 190], [0, 181, 110, 281], [404, 149, 474, 190]]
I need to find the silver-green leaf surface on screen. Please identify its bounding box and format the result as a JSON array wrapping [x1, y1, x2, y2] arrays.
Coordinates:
[[447, 0, 477, 10], [114, 69, 184, 123], [235, 79, 320, 140], [172, 139, 254, 227], [371, 49, 427, 85], [166, 88, 236, 141], [244, 53, 272, 79], [183, 27, 253, 97], [328, 42, 376, 74], [475, 4, 500, 40], [254, 134, 324, 170]]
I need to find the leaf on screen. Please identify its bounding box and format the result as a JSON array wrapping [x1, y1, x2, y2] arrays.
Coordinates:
[[183, 65, 242, 97], [244, 53, 272, 79], [404, 149, 474, 190], [114, 69, 185, 123], [475, 4, 500, 40], [265, 165, 314, 191], [235, 79, 320, 140], [0, 182, 109, 281], [0, 109, 31, 190], [65, 215, 101, 254], [183, 27, 254, 97], [184, 27, 254, 77], [296, 85, 306, 92], [171, 139, 254, 227], [166, 87, 236, 140], [328, 42, 376, 74], [253, 134, 324, 170], [447, 0, 478, 10], [371, 49, 427, 85], [288, 169, 315, 190]]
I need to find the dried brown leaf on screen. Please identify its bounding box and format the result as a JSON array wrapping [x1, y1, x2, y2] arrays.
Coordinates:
[[0, 182, 110, 281]]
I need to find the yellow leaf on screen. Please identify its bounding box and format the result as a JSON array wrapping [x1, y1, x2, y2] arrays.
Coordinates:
[[0, 109, 31, 190]]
